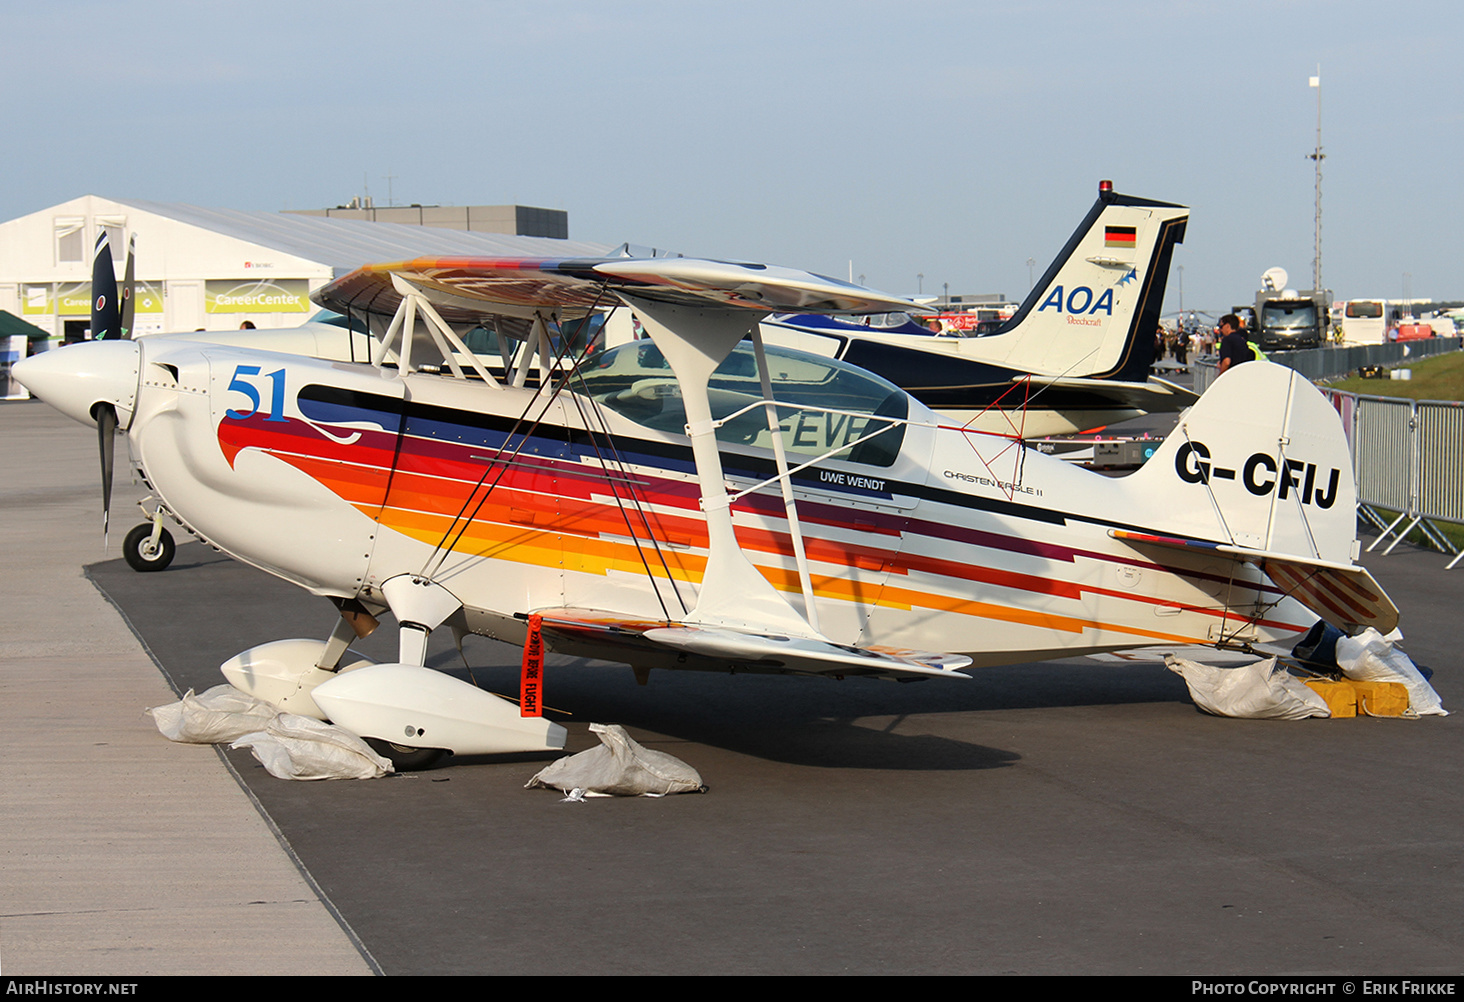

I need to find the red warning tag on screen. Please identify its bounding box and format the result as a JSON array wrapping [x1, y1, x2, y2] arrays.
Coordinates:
[[519, 613, 544, 717]]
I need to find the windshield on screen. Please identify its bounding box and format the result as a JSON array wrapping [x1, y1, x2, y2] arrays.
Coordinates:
[[1262, 303, 1317, 330], [459, 314, 605, 356], [575, 340, 909, 468]]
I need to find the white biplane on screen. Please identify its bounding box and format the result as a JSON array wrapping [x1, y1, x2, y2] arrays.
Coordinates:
[[17, 254, 1398, 768]]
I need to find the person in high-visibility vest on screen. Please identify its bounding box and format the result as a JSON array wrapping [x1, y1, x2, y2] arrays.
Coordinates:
[[1217, 314, 1263, 374], [1238, 314, 1267, 362]]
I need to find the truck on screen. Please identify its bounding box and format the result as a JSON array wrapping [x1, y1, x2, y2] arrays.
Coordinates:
[[1254, 288, 1331, 351]]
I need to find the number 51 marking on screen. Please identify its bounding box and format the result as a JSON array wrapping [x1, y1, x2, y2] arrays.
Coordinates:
[[225, 365, 288, 422]]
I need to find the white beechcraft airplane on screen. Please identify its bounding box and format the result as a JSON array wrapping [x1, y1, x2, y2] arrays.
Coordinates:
[[746, 180, 1195, 437], [17, 254, 1398, 769]]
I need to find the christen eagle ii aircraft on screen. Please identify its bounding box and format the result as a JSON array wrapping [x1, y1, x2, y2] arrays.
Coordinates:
[[18, 255, 1398, 768]]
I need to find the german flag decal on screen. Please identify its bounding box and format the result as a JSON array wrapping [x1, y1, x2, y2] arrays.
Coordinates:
[[1105, 226, 1137, 248]]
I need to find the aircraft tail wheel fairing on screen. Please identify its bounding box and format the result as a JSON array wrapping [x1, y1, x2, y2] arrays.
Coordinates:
[[312, 663, 568, 760], [123, 522, 175, 572], [221, 638, 377, 720]]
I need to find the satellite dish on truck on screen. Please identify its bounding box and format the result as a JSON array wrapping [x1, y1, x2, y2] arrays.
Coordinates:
[[1261, 267, 1288, 293]]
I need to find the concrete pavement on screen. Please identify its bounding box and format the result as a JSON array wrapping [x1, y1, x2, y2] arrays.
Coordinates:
[[3, 397, 1460, 975], [0, 402, 373, 976]]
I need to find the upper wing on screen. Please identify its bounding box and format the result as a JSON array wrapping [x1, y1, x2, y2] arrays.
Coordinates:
[[313, 256, 928, 325], [313, 257, 612, 323]]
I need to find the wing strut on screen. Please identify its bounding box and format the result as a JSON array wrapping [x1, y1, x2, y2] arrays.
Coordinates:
[[621, 293, 820, 639], [507, 314, 555, 388], [750, 323, 819, 631], [410, 282, 688, 632], [376, 273, 499, 383]]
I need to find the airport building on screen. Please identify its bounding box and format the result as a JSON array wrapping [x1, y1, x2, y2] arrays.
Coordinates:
[[0, 196, 605, 342], [283, 199, 568, 238]]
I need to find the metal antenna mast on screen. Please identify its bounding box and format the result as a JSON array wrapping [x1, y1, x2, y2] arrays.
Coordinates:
[[1308, 66, 1324, 291]]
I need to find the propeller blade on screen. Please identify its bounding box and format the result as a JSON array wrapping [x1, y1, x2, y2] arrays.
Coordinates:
[[119, 234, 136, 340], [97, 404, 117, 546], [91, 231, 121, 341]]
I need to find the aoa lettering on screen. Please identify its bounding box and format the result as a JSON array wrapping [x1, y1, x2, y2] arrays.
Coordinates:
[[1174, 441, 1339, 509], [1037, 285, 1114, 316]]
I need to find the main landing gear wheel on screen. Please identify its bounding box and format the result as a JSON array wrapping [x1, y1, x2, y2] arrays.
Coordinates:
[[123, 523, 175, 572], [364, 737, 447, 771]]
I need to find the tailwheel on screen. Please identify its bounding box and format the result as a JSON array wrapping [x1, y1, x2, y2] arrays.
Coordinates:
[[123, 522, 175, 572], [364, 737, 447, 771]]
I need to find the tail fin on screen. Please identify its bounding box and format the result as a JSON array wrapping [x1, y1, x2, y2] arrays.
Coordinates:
[[990, 183, 1187, 380], [1118, 362, 1396, 632], [1130, 361, 1355, 561]]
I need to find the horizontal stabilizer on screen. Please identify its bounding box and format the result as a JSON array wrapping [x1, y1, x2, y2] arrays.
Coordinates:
[[1025, 374, 1200, 412], [1109, 530, 1398, 633]]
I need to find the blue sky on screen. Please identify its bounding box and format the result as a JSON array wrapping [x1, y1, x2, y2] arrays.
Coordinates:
[[5, 0, 1459, 315]]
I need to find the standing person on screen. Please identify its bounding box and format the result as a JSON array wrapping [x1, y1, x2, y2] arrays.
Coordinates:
[[1216, 314, 1253, 374]]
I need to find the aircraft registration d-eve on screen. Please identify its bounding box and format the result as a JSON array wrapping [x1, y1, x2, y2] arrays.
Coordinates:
[[17, 252, 1399, 768]]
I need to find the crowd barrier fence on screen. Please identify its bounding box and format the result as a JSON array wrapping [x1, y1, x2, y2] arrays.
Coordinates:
[[1190, 336, 1464, 395], [1318, 389, 1464, 568], [1185, 344, 1464, 567]]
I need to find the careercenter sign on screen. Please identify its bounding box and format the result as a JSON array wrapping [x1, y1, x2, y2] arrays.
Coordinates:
[[24, 280, 167, 315], [205, 279, 310, 314]]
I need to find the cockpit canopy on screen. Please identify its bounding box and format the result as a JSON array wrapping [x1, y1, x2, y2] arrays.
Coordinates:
[[576, 340, 910, 468]]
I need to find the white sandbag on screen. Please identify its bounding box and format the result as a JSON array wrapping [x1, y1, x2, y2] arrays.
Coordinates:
[[148, 684, 279, 744], [1165, 655, 1331, 719], [526, 723, 704, 797], [232, 713, 393, 781], [1335, 628, 1447, 716]]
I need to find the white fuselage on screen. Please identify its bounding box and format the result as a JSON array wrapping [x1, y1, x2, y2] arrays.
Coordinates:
[[119, 336, 1317, 668]]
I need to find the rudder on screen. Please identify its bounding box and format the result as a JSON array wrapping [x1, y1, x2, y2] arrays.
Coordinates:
[[991, 185, 1187, 382]]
